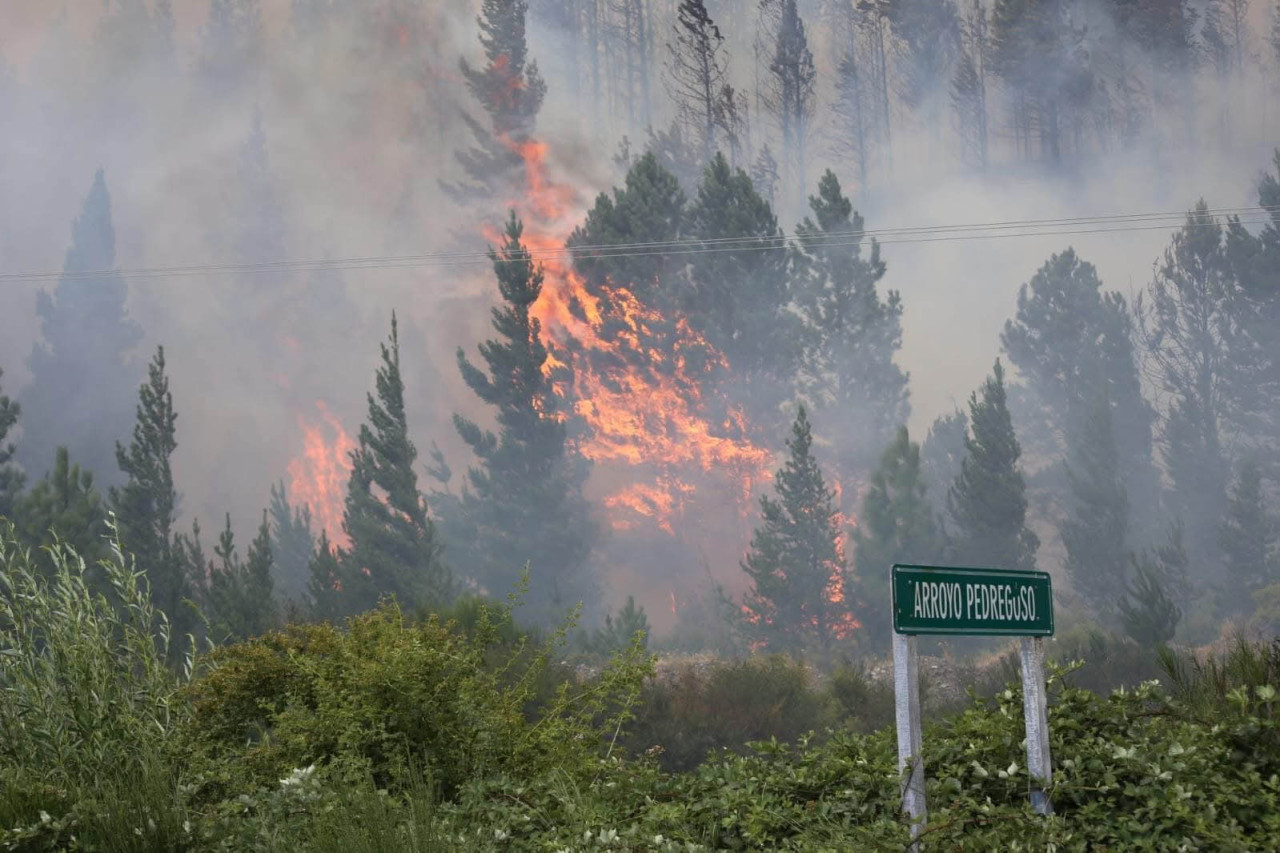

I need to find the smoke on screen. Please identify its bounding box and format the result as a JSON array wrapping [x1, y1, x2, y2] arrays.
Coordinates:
[[0, 0, 1276, 634]]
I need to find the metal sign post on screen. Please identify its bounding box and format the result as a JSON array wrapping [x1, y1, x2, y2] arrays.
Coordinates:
[[890, 563, 1056, 840]]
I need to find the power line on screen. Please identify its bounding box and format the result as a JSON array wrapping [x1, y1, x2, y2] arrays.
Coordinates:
[[0, 205, 1273, 284]]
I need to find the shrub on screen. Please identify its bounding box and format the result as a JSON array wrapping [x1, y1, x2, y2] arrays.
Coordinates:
[[624, 655, 838, 772], [0, 517, 196, 849], [176, 596, 653, 804]]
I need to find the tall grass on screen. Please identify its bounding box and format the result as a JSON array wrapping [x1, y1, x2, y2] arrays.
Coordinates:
[[0, 516, 196, 848], [1158, 636, 1280, 716]]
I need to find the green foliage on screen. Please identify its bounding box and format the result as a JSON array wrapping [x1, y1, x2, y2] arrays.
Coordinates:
[[12, 447, 108, 571], [440, 214, 597, 625], [1136, 201, 1236, 575], [206, 511, 278, 643], [793, 170, 907, 477], [1220, 457, 1277, 615], [18, 169, 143, 489], [625, 655, 837, 772], [1159, 636, 1280, 720], [339, 314, 450, 616], [268, 480, 313, 607], [825, 660, 897, 733], [582, 595, 651, 656], [852, 426, 942, 650], [947, 359, 1040, 571], [733, 407, 852, 657], [0, 517, 196, 849], [1061, 390, 1130, 623], [176, 594, 653, 804], [1120, 542, 1185, 647], [684, 153, 799, 385], [110, 346, 198, 651]]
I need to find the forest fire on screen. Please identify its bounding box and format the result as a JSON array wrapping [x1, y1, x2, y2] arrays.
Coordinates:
[[286, 401, 354, 548], [495, 134, 771, 534]]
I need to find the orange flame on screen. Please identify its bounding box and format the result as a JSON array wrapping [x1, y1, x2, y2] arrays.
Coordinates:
[[287, 401, 355, 549], [488, 133, 771, 535]]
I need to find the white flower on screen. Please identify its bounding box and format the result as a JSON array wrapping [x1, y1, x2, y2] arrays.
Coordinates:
[[280, 765, 317, 788], [494, 829, 509, 841]]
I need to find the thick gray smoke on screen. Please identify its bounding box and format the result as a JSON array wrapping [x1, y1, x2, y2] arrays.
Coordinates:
[[0, 0, 1277, 632]]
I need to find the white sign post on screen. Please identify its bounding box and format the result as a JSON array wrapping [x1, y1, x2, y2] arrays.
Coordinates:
[[893, 632, 926, 844], [890, 563, 1056, 843]]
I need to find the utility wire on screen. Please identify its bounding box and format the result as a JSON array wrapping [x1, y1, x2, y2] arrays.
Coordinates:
[[0, 205, 1273, 283]]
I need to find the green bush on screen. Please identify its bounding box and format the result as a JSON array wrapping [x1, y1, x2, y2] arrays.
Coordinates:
[[624, 655, 838, 772], [176, 597, 653, 804]]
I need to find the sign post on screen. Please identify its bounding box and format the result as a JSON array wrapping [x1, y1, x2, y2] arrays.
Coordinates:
[[890, 563, 1056, 839]]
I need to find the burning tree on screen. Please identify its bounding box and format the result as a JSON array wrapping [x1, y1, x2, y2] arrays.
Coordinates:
[[446, 0, 548, 203], [732, 406, 855, 658], [433, 213, 598, 625]]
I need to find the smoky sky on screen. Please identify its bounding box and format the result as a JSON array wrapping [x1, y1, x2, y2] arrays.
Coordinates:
[[0, 0, 1276, 628]]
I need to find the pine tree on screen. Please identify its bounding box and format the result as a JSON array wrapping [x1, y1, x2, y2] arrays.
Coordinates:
[[1060, 390, 1130, 622], [664, 0, 731, 160], [0, 367, 21, 520], [1225, 152, 1280, 465], [305, 529, 344, 622], [1219, 458, 1277, 615], [989, 0, 1092, 161], [205, 512, 276, 642], [1119, 553, 1182, 646], [793, 170, 908, 480], [684, 154, 800, 387], [339, 314, 449, 615], [447, 0, 548, 201], [1119, 526, 1189, 646], [951, 0, 989, 170], [1136, 203, 1236, 576], [921, 408, 968, 518], [269, 480, 314, 606], [948, 360, 1040, 571], [110, 347, 195, 645], [736, 406, 850, 657], [1001, 248, 1159, 541], [886, 0, 961, 141], [852, 426, 943, 649], [766, 0, 816, 212], [19, 170, 142, 488], [13, 446, 108, 577], [442, 213, 597, 624]]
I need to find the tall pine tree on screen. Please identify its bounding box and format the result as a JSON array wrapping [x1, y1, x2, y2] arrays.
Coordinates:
[[736, 406, 850, 657], [948, 360, 1040, 571], [20, 170, 142, 487], [0, 367, 21, 519], [110, 347, 195, 646], [664, 0, 731, 160], [339, 314, 449, 615], [1219, 458, 1277, 615], [1060, 389, 1130, 622], [793, 170, 908, 481], [852, 426, 942, 650], [269, 480, 314, 606], [207, 510, 277, 642], [14, 447, 108, 568], [1136, 203, 1236, 576], [447, 0, 548, 202], [766, 0, 816, 212], [440, 213, 597, 624], [1001, 248, 1159, 542]]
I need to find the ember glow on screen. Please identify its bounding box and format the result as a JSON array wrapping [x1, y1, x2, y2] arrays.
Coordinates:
[[287, 401, 355, 548], [494, 134, 772, 535]]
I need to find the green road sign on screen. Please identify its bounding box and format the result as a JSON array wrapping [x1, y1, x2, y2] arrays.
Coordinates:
[[892, 564, 1054, 637]]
